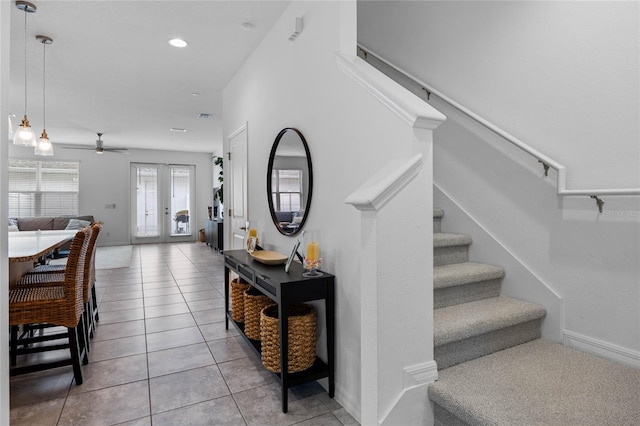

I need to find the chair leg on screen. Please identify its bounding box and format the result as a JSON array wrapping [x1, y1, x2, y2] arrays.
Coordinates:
[[88, 294, 97, 338], [91, 284, 100, 322], [77, 316, 89, 365], [82, 304, 91, 354], [67, 326, 84, 385], [10, 326, 18, 366]]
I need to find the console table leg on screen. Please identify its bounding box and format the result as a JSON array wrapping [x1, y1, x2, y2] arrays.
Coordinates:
[[280, 303, 289, 412], [327, 282, 336, 398], [224, 267, 230, 329]]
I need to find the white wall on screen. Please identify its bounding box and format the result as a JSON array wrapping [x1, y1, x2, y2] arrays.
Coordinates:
[[358, 0, 639, 190], [1, 1, 11, 422], [358, 1, 640, 357], [223, 1, 434, 419], [8, 143, 213, 246]]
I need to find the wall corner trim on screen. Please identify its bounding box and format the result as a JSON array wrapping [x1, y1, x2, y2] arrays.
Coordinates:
[[345, 154, 423, 211], [336, 53, 446, 130], [403, 360, 439, 388], [378, 360, 439, 425]]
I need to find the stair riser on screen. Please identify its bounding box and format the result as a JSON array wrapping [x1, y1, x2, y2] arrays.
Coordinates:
[[433, 403, 469, 426], [434, 245, 469, 266], [434, 279, 502, 309], [435, 319, 542, 370]]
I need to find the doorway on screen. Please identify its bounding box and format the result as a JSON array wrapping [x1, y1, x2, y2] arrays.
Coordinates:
[[228, 123, 248, 250], [130, 163, 195, 244]]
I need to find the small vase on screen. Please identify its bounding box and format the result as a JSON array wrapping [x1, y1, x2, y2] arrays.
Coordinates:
[[302, 230, 322, 277]]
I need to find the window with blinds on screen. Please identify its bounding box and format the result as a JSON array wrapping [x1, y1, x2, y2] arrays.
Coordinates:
[[8, 160, 79, 217], [271, 169, 302, 212]]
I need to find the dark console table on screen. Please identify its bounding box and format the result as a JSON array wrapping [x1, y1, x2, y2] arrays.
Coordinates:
[[223, 249, 335, 413]]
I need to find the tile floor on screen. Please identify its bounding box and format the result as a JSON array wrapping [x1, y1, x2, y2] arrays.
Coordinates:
[[10, 243, 358, 426]]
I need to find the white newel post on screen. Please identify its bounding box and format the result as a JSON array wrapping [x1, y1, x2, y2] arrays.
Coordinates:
[[340, 53, 446, 426]]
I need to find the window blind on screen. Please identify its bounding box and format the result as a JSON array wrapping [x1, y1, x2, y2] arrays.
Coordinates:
[[271, 169, 302, 212], [8, 160, 79, 218]]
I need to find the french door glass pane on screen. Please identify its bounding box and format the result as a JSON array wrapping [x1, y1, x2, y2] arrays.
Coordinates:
[[135, 166, 159, 237], [170, 166, 191, 235]]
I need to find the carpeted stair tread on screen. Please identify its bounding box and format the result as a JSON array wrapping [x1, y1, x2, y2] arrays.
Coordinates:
[[433, 232, 472, 248], [429, 339, 640, 426], [434, 262, 504, 290], [434, 296, 545, 347]]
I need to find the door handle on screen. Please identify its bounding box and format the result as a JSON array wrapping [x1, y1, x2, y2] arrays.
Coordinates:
[[239, 226, 247, 231]]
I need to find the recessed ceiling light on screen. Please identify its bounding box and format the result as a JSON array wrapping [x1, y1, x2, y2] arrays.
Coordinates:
[[169, 38, 187, 48], [241, 22, 255, 32], [170, 128, 187, 133], [192, 92, 200, 97]]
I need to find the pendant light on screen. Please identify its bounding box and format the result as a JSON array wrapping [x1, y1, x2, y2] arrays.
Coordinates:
[[13, 1, 37, 147], [34, 34, 53, 156]]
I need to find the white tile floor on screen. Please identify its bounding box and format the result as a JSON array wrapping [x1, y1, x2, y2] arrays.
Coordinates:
[[10, 242, 358, 426]]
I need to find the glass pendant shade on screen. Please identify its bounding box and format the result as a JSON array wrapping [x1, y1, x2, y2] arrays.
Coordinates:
[[8, 114, 14, 139], [34, 129, 53, 156], [35, 34, 53, 156], [13, 115, 37, 146]]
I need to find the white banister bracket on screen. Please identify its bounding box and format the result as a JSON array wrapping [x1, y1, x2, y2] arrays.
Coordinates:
[[345, 154, 423, 211], [336, 53, 446, 130]]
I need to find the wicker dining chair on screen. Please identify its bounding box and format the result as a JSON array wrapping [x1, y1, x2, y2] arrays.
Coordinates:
[[17, 222, 103, 351], [8, 226, 91, 385]]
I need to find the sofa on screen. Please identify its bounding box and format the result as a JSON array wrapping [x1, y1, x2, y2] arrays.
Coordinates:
[[273, 211, 304, 232], [9, 215, 95, 253]]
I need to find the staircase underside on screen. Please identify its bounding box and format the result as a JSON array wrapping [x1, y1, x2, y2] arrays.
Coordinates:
[[429, 339, 640, 426]]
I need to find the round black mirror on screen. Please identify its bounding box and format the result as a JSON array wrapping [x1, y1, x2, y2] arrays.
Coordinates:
[[267, 128, 313, 236]]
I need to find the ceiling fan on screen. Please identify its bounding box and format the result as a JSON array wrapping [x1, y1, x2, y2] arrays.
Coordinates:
[[60, 133, 129, 154]]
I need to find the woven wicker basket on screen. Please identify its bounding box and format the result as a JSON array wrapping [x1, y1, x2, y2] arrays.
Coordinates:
[[230, 278, 251, 323], [243, 288, 274, 340], [260, 303, 316, 373]]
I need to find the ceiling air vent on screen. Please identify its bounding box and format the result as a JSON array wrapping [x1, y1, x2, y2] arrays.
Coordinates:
[[198, 113, 212, 119]]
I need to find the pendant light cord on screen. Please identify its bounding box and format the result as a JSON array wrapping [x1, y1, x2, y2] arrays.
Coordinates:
[[42, 38, 46, 129], [23, 7, 28, 116]]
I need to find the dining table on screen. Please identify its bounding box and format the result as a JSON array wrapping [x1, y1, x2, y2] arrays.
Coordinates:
[[8, 230, 78, 286]]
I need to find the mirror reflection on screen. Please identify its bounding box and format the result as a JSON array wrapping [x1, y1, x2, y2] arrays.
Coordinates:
[[267, 128, 313, 236]]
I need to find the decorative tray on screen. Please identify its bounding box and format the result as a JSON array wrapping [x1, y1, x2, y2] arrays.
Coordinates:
[[249, 250, 288, 265]]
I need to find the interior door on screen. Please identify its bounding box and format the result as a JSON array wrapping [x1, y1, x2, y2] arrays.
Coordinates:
[[228, 123, 248, 250], [130, 163, 195, 244]]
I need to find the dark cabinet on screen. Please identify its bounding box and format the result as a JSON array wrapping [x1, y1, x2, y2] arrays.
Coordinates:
[[205, 219, 223, 251], [223, 249, 335, 413]]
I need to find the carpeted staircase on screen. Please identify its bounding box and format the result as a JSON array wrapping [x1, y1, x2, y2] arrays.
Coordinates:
[[428, 209, 640, 425]]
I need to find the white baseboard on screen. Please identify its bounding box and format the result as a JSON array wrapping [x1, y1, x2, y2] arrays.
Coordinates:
[[563, 329, 640, 368], [332, 381, 362, 425]]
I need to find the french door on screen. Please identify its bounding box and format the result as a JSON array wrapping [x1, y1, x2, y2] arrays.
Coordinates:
[[130, 163, 195, 244]]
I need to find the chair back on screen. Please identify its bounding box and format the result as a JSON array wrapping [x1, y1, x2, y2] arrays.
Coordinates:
[[83, 222, 103, 302], [64, 227, 92, 323]]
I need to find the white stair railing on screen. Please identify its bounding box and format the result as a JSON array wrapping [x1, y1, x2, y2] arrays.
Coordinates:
[[357, 43, 640, 212], [339, 52, 445, 426]]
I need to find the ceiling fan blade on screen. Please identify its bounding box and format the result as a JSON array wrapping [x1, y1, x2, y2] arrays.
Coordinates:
[[102, 148, 129, 154], [59, 145, 97, 150]]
